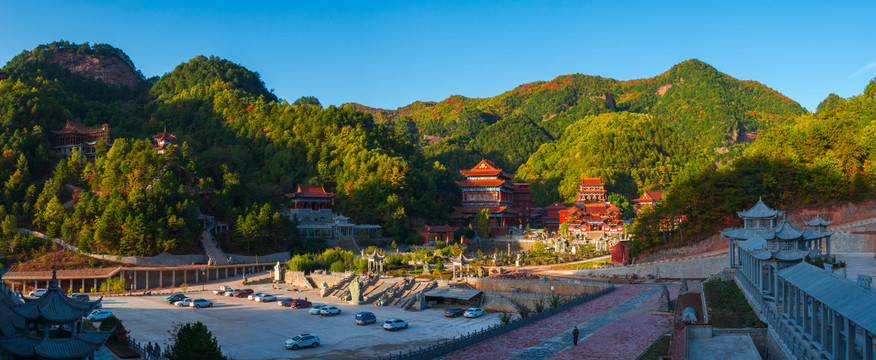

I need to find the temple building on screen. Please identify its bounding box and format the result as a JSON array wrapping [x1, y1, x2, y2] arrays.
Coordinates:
[[283, 185, 380, 239], [558, 202, 624, 234], [450, 159, 532, 236], [0, 271, 112, 360], [151, 127, 177, 155], [49, 121, 110, 158], [415, 225, 455, 245], [538, 202, 569, 233], [576, 177, 606, 204], [721, 198, 833, 301], [633, 190, 663, 213]]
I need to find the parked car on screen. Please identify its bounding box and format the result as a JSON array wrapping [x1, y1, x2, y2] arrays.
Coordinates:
[[464, 308, 485, 318], [28, 289, 47, 297], [290, 299, 312, 308], [279, 298, 293, 307], [174, 298, 194, 307], [355, 311, 376, 325], [214, 285, 232, 295], [444, 307, 464, 318], [320, 306, 341, 316], [225, 289, 241, 297], [256, 294, 277, 302], [284, 334, 320, 350], [191, 299, 213, 308], [70, 293, 90, 301], [87, 309, 113, 321], [247, 292, 263, 301], [236, 289, 254, 298], [166, 294, 187, 304], [309, 305, 327, 315], [383, 319, 408, 331]]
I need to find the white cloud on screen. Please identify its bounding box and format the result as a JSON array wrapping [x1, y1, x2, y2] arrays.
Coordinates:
[[850, 59, 876, 78]]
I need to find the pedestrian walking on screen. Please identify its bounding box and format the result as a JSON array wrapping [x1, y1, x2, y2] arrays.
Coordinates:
[[146, 342, 153, 359], [572, 326, 579, 346], [153, 343, 161, 359]]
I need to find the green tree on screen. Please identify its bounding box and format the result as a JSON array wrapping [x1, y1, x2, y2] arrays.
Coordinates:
[[166, 321, 228, 360], [475, 208, 491, 238]]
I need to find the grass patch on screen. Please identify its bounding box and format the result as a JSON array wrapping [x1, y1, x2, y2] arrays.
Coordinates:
[[703, 279, 763, 328], [555, 259, 612, 270], [638, 333, 671, 359]]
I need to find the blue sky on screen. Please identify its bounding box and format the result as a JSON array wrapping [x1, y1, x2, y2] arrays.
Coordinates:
[[1, 1, 875, 111]]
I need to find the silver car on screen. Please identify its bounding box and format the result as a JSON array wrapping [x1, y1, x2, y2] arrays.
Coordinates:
[[284, 334, 319, 350]]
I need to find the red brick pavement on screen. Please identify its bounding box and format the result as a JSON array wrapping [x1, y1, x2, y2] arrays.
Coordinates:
[[548, 312, 672, 360], [438, 286, 651, 360]]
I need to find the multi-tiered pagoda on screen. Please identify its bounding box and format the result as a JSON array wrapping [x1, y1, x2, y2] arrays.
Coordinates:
[[0, 271, 111, 360], [152, 127, 177, 155], [450, 159, 532, 235], [48, 121, 110, 158]]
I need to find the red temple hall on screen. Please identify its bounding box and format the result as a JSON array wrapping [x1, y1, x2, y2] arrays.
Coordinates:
[[285, 185, 336, 210], [576, 177, 606, 204], [450, 159, 531, 236]]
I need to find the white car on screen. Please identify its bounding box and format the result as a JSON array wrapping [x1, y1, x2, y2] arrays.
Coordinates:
[[464, 308, 485, 318], [224, 289, 240, 297], [28, 289, 47, 297], [284, 334, 320, 350], [383, 318, 408, 331], [309, 305, 327, 315], [87, 310, 113, 321], [256, 294, 277, 302], [214, 285, 232, 295], [191, 299, 213, 308], [319, 306, 341, 316], [248, 292, 263, 301], [174, 298, 194, 307]]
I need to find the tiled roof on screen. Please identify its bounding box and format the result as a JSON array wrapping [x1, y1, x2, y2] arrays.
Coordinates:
[[737, 197, 784, 218], [153, 127, 177, 141], [633, 191, 664, 203], [459, 159, 514, 178], [417, 225, 454, 233], [804, 215, 832, 227], [50, 121, 91, 135], [0, 330, 112, 359], [543, 202, 568, 211], [773, 220, 804, 240], [451, 205, 517, 215], [455, 179, 507, 187], [285, 185, 336, 199], [779, 262, 876, 335], [579, 177, 604, 187]]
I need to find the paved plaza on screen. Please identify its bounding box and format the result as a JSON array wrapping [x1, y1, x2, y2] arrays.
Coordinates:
[[438, 284, 678, 360], [102, 275, 500, 360]]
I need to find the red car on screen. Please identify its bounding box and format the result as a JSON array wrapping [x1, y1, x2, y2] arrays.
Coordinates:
[[444, 307, 464, 318], [290, 299, 312, 308], [236, 289, 254, 298]]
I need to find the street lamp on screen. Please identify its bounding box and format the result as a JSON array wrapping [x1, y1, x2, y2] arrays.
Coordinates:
[[200, 267, 206, 291]]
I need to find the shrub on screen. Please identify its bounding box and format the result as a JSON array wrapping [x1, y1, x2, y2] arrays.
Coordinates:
[[549, 294, 562, 308], [499, 312, 513, 325], [100, 277, 126, 292], [534, 299, 545, 313], [329, 260, 345, 273], [435, 262, 444, 272], [514, 302, 532, 319]]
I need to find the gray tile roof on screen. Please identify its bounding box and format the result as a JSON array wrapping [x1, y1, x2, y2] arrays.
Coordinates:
[[423, 287, 483, 301], [11, 287, 101, 323], [779, 262, 876, 335], [737, 197, 784, 218], [804, 215, 832, 227]]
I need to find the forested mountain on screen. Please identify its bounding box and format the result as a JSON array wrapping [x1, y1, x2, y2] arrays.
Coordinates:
[[0, 42, 457, 262], [630, 78, 876, 255], [351, 59, 807, 176]]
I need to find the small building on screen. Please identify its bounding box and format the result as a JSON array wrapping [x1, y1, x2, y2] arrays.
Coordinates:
[[0, 271, 112, 360], [152, 127, 177, 155], [633, 190, 663, 213], [611, 241, 630, 265], [415, 225, 455, 245], [576, 177, 606, 204], [285, 185, 335, 210], [283, 184, 381, 239], [49, 121, 110, 158], [540, 202, 569, 233]]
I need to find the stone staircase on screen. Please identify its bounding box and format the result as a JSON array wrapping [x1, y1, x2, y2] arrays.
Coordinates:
[[376, 277, 415, 306], [396, 280, 437, 310], [363, 280, 395, 304], [325, 273, 356, 298], [200, 230, 229, 265], [336, 235, 361, 253]]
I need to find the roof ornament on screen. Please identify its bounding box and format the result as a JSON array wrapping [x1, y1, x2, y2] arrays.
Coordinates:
[[49, 270, 59, 289]]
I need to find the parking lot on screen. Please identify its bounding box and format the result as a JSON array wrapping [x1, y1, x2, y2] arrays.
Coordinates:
[[101, 276, 500, 359]]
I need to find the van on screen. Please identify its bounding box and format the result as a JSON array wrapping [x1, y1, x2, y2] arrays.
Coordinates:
[[355, 311, 376, 325]]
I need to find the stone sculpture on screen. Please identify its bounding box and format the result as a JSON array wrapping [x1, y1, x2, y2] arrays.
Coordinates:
[[349, 279, 363, 304], [657, 284, 672, 312], [679, 278, 688, 295]]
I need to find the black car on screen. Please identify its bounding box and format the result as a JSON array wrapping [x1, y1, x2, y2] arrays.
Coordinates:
[[166, 294, 187, 304], [444, 307, 464, 318]]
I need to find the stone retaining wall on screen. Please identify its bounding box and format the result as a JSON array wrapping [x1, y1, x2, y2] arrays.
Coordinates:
[[577, 253, 728, 279], [464, 277, 608, 297]]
